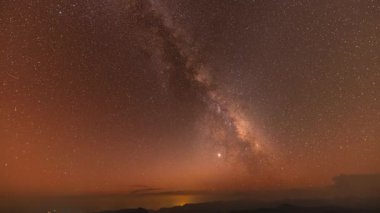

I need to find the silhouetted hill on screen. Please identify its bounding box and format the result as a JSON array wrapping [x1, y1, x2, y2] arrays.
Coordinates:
[[96, 208, 149, 213], [94, 201, 380, 213], [232, 204, 380, 213]]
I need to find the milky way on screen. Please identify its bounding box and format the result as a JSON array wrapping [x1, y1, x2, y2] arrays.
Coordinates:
[[142, 0, 275, 171]]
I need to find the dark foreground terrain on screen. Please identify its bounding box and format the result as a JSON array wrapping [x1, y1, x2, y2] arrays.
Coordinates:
[[95, 200, 380, 213]]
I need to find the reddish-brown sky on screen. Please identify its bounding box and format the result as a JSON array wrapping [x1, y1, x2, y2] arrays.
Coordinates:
[[1, 0, 379, 200]]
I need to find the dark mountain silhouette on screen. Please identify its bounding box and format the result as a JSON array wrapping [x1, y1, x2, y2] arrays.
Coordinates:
[[94, 200, 380, 213], [96, 208, 149, 213], [231, 204, 380, 213], [95, 173, 380, 213]]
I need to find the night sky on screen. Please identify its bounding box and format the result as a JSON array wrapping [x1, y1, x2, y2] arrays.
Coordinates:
[[1, 0, 379, 205]]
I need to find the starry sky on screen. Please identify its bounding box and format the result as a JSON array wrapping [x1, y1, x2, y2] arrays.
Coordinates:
[[1, 0, 379, 202]]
